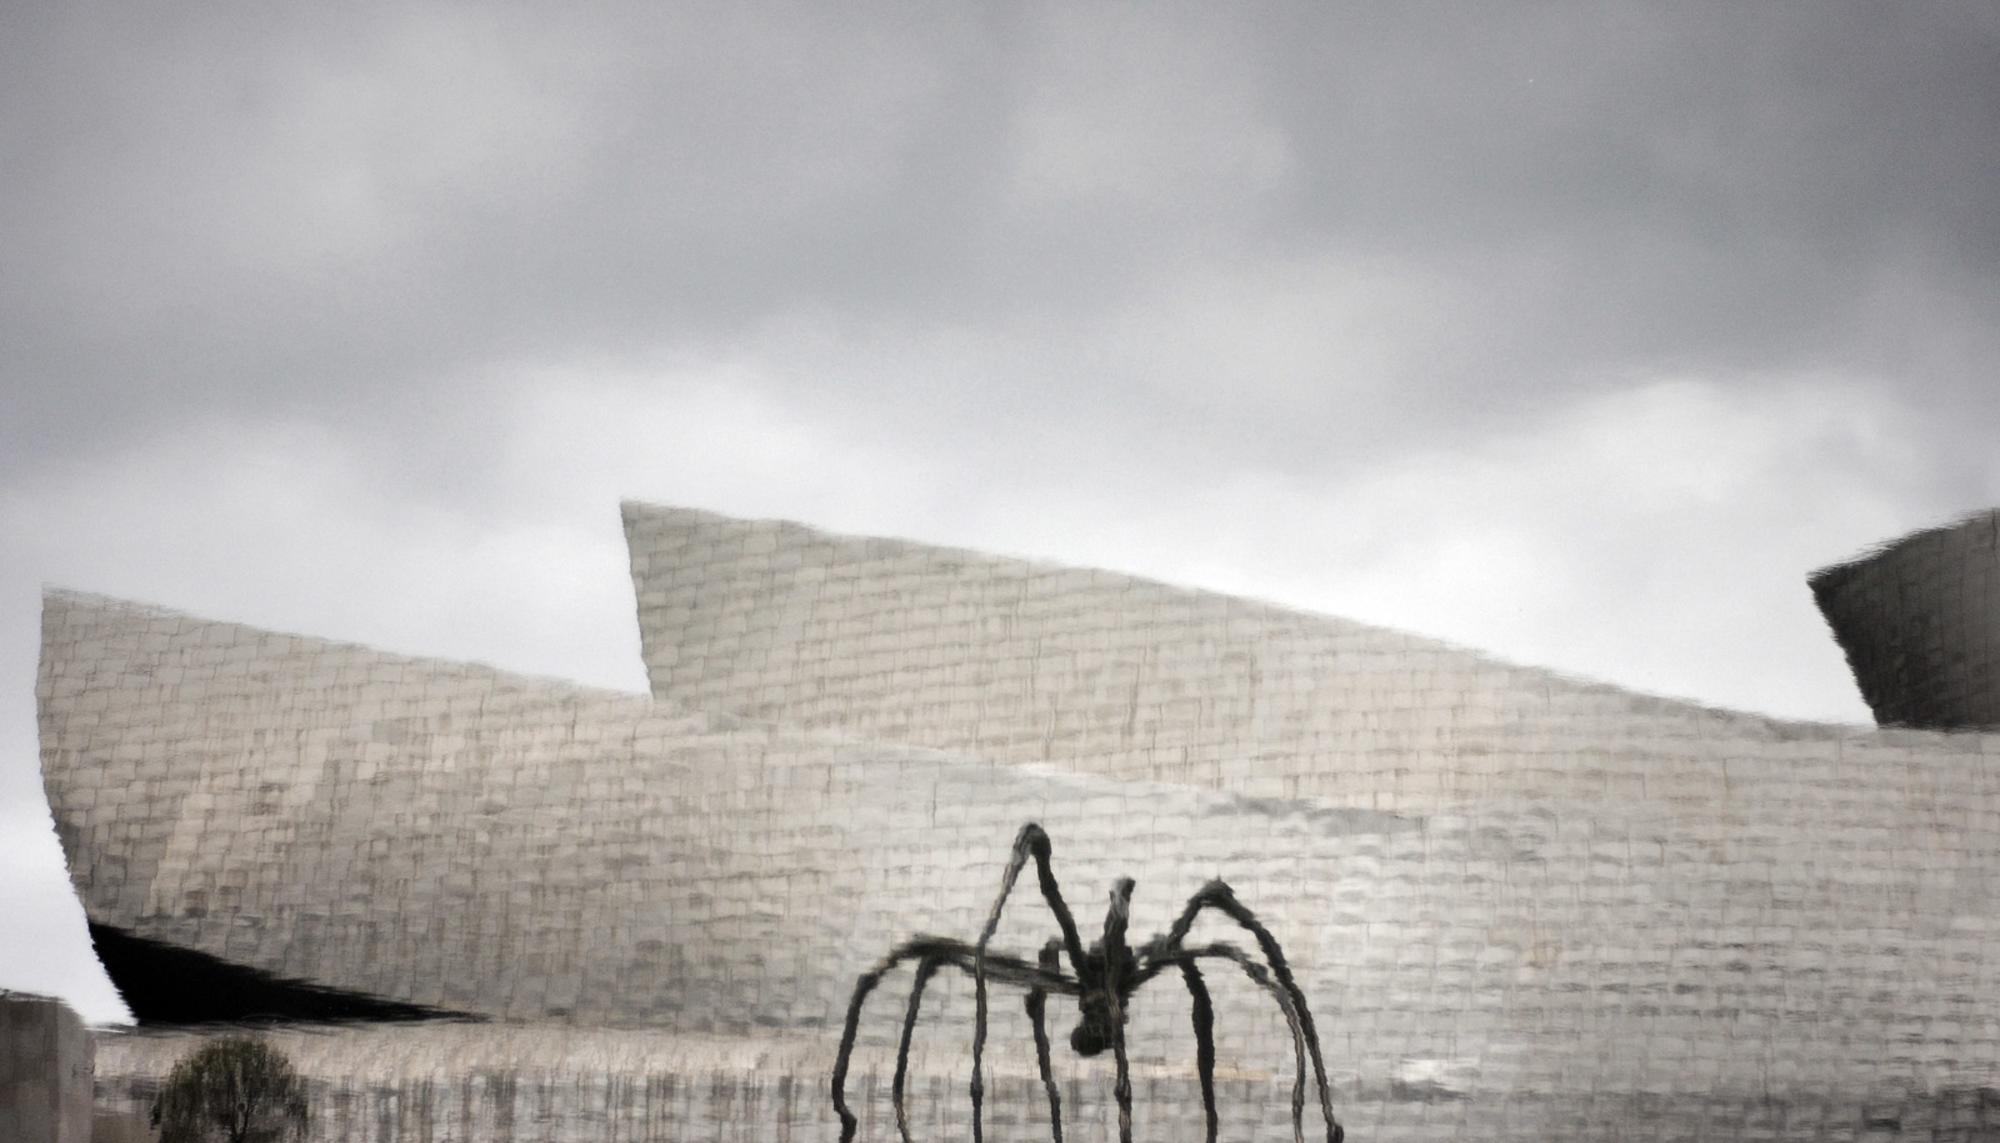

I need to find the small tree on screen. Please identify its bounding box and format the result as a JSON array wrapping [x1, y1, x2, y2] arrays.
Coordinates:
[[151, 1036, 309, 1143]]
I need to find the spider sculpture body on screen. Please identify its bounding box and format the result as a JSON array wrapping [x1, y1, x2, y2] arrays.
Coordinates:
[[831, 823, 1343, 1143]]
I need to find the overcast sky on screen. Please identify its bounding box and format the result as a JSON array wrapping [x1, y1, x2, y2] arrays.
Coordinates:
[[5, 4, 1998, 1026]]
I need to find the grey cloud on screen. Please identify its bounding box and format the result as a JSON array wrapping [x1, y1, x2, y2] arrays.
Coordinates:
[[2, 5, 1012, 464], [1255, 6, 2000, 372], [11, 3, 1995, 484], [4, 2, 1998, 568]]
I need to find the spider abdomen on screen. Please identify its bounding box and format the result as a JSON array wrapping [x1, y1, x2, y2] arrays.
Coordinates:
[[1070, 942, 1138, 1057]]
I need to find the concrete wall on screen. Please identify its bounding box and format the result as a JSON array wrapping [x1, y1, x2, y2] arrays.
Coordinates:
[[38, 589, 2000, 1137], [1813, 509, 2000, 730], [0, 992, 93, 1143], [621, 502, 1842, 812]]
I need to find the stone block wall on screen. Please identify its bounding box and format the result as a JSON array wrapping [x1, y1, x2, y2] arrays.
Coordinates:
[[0, 992, 93, 1143], [1813, 509, 2000, 730]]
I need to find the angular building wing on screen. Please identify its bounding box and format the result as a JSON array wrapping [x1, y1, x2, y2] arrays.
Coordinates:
[[622, 501, 1806, 810], [1812, 508, 2000, 731]]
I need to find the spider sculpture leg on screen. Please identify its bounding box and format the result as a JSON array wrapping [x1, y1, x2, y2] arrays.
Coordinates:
[[1162, 881, 1340, 1143], [1099, 879, 1137, 1143], [832, 937, 1073, 1143], [1192, 946, 1308, 1143], [893, 955, 943, 1143], [1177, 961, 1219, 1143], [1024, 939, 1065, 1143], [970, 823, 1091, 1143], [1137, 943, 1338, 1143]]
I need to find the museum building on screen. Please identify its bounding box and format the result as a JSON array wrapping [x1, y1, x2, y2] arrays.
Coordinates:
[[37, 503, 2000, 1141]]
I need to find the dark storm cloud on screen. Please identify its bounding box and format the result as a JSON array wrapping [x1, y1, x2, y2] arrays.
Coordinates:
[[1, 5, 1012, 467], [1169, 3, 2000, 458], [8, 2, 1997, 486]]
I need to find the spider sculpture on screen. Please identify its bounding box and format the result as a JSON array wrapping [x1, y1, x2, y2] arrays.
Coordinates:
[[831, 823, 1343, 1143]]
